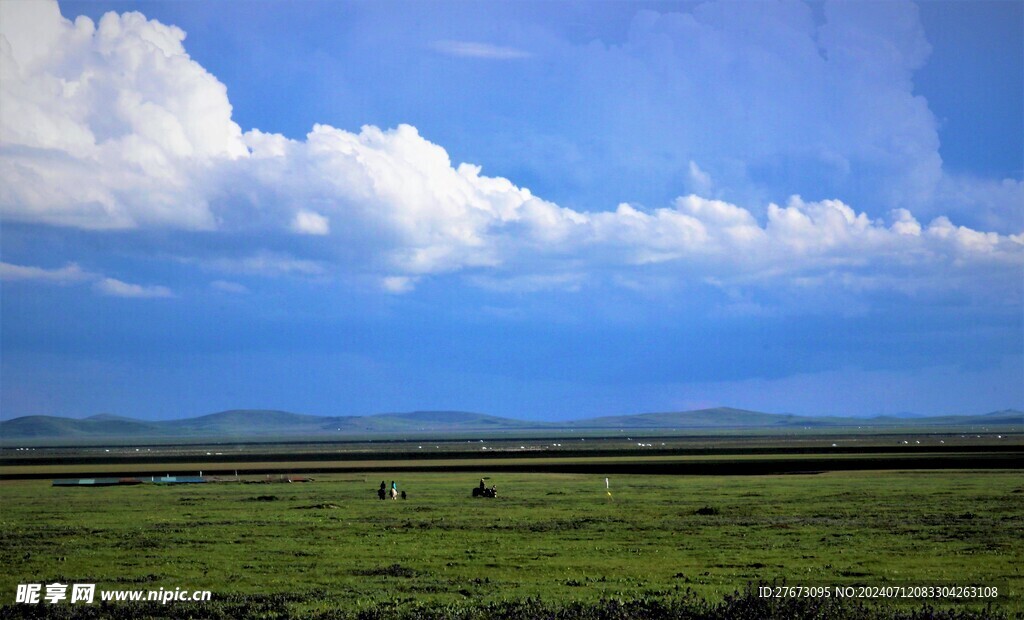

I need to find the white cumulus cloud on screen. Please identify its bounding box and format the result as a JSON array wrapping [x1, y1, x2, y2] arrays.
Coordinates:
[[0, 0, 246, 229], [1, 1, 1021, 305]]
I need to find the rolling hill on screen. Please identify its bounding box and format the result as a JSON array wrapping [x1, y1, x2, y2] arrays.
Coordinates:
[[570, 408, 1023, 430], [572, 407, 812, 429], [0, 409, 546, 441], [0, 408, 1019, 443], [0, 415, 165, 438]]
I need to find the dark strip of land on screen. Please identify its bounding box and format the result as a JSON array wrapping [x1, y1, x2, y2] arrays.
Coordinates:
[[1, 449, 1020, 480]]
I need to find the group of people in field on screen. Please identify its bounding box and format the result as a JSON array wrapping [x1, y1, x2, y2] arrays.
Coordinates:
[[375, 478, 498, 500], [378, 480, 406, 500]]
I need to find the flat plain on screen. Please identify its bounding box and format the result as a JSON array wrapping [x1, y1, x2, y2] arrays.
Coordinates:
[[1, 449, 1022, 618]]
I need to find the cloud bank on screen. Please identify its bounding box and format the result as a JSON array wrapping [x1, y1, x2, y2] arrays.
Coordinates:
[[1, 1, 1021, 305]]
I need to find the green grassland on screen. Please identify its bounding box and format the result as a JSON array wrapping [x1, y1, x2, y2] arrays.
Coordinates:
[[1, 470, 1021, 618]]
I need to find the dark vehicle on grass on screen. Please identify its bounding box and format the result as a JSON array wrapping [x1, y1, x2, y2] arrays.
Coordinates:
[[472, 485, 498, 498]]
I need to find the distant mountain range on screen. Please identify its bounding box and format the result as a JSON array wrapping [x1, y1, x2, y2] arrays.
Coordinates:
[[1, 407, 1020, 443]]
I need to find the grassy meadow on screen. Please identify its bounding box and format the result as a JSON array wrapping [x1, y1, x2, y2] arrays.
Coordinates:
[[1, 470, 1021, 618]]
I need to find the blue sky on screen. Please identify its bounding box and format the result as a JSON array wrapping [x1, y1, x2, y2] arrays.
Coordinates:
[[1, 0, 1021, 421]]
